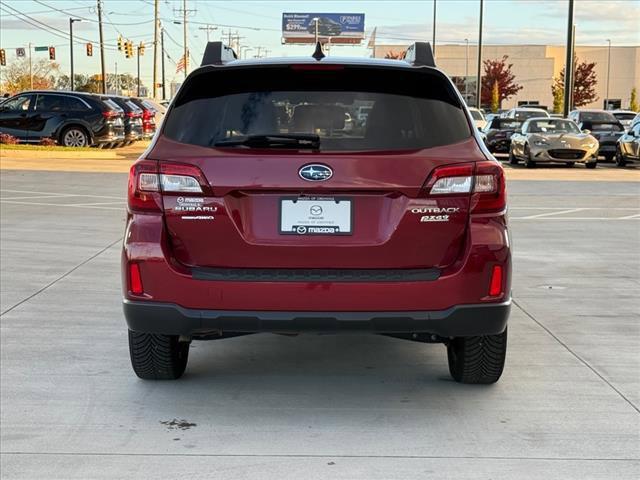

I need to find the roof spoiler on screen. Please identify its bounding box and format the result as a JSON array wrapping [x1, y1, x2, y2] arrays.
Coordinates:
[[201, 42, 237, 66], [404, 42, 435, 67]]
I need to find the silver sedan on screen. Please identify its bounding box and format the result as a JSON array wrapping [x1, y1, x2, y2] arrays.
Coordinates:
[[509, 118, 599, 168]]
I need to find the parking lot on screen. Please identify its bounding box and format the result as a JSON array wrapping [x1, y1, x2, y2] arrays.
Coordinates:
[[1, 162, 639, 479]]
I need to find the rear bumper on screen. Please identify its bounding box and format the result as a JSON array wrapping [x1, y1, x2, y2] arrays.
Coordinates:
[[124, 298, 511, 337]]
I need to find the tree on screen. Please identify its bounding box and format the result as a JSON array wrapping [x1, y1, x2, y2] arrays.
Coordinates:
[[490, 81, 500, 113], [0, 59, 60, 95], [384, 50, 404, 60], [55, 74, 89, 91], [480, 56, 522, 107], [76, 75, 104, 93], [551, 59, 598, 108], [630, 87, 638, 112], [552, 84, 564, 114]]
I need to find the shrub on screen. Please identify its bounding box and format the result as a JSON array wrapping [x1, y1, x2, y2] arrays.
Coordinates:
[[0, 133, 19, 145]]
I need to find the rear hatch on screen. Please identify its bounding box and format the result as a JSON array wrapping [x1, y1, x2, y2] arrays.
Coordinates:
[[148, 63, 487, 270]]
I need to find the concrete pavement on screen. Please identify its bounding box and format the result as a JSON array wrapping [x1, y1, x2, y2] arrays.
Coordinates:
[[0, 171, 638, 479]]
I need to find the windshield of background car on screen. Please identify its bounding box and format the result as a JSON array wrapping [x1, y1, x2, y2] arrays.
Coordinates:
[[470, 110, 484, 120], [163, 65, 471, 151], [589, 122, 624, 132], [580, 111, 616, 122], [514, 110, 548, 120], [527, 119, 580, 134]]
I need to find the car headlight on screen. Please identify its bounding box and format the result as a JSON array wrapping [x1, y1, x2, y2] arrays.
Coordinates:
[[533, 139, 549, 146]]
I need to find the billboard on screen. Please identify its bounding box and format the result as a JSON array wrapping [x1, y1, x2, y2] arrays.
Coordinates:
[[282, 13, 365, 44]]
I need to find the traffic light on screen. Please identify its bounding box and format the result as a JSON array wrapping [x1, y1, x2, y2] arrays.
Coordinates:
[[139, 42, 145, 56], [86, 43, 93, 57], [117, 36, 123, 52], [0, 49, 5, 66], [125, 41, 133, 59], [48, 46, 55, 60]]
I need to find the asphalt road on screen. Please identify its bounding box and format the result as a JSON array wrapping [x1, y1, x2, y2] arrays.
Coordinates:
[[1, 170, 639, 479]]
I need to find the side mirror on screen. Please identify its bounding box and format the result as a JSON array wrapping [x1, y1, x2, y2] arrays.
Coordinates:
[[582, 129, 591, 134]]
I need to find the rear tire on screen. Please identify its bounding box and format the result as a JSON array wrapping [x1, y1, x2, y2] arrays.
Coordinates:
[[447, 329, 507, 384], [128, 330, 189, 380], [585, 160, 597, 169], [616, 148, 627, 167]]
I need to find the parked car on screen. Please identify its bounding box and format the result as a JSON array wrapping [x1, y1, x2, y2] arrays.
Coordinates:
[[468, 107, 487, 130], [483, 118, 522, 154], [615, 121, 640, 166], [122, 42, 511, 384], [502, 107, 550, 121], [568, 110, 625, 161], [0, 90, 124, 147], [105, 96, 143, 146], [128, 97, 158, 139], [611, 110, 637, 131], [509, 117, 598, 168]]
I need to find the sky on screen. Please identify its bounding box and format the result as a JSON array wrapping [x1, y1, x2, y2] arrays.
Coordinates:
[[1, 0, 639, 88]]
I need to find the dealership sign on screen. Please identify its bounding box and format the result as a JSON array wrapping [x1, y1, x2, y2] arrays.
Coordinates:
[[282, 13, 365, 44]]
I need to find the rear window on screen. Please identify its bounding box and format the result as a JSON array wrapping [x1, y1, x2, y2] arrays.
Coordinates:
[[580, 111, 616, 122], [513, 110, 548, 120], [589, 122, 623, 132], [164, 65, 471, 151], [612, 112, 635, 121], [490, 119, 521, 130]]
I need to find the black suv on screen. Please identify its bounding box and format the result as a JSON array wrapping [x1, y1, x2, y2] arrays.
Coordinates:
[[568, 110, 625, 161], [104, 96, 144, 146], [0, 91, 125, 147], [482, 118, 522, 153]]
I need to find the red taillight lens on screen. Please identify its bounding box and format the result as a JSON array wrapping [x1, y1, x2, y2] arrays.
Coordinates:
[[129, 263, 144, 295], [128, 160, 211, 213], [471, 161, 506, 214], [142, 109, 154, 120], [128, 160, 162, 213], [126, 111, 142, 118], [424, 163, 474, 195], [102, 110, 117, 119], [488, 265, 503, 297]]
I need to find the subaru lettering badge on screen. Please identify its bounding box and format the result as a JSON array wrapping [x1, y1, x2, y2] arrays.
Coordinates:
[[298, 164, 333, 182]]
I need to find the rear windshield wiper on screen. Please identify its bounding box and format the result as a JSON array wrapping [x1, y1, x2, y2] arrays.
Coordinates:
[[213, 134, 320, 149]]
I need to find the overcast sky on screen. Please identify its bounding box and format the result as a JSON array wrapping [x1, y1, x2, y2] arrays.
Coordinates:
[[1, 0, 638, 86]]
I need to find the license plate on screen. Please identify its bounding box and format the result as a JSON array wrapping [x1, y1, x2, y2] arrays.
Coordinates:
[[280, 197, 352, 235]]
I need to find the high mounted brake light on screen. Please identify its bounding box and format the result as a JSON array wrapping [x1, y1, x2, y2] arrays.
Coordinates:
[[128, 160, 212, 213], [425, 161, 506, 214]]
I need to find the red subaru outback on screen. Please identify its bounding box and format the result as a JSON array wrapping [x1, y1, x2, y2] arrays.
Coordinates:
[[123, 43, 511, 384]]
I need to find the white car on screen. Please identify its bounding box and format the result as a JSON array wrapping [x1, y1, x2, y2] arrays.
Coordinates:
[[468, 107, 487, 130], [611, 110, 638, 131]]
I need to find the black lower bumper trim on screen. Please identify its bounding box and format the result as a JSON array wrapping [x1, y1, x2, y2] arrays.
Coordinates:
[[192, 267, 441, 282], [123, 299, 510, 337]]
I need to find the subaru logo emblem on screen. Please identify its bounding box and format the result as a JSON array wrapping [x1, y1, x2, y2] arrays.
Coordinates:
[[298, 164, 333, 182]]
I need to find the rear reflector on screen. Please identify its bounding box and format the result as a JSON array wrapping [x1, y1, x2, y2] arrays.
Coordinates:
[[488, 265, 503, 296], [129, 263, 144, 295]]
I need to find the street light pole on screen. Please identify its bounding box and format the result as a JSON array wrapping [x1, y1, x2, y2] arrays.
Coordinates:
[[313, 17, 319, 44], [605, 39, 611, 110], [475, 0, 484, 109], [432, 0, 436, 56], [465, 38, 469, 102], [69, 18, 81, 91], [161, 26, 166, 100], [563, 0, 575, 117]]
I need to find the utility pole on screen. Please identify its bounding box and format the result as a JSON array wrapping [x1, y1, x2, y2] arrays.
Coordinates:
[[199, 24, 217, 42], [97, 0, 106, 93], [153, 0, 159, 99], [432, 0, 436, 57], [475, 0, 484, 109], [69, 19, 81, 91], [161, 26, 166, 99], [312, 17, 319, 44], [605, 39, 611, 110], [563, 0, 575, 117], [28, 42, 33, 90]]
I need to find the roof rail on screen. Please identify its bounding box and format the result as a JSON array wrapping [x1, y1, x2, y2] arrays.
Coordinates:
[[404, 42, 436, 67], [201, 42, 237, 66]]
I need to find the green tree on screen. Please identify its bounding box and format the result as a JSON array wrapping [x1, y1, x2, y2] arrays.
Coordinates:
[[630, 87, 638, 112], [0, 59, 60, 94], [55, 74, 89, 91], [552, 85, 564, 114], [490, 81, 500, 113]]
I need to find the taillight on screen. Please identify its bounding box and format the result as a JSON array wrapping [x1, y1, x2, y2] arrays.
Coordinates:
[[424, 161, 506, 214], [126, 111, 142, 118], [142, 109, 154, 120], [129, 263, 144, 295], [127, 160, 211, 213], [488, 265, 503, 297], [102, 110, 118, 119], [471, 161, 506, 214]]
